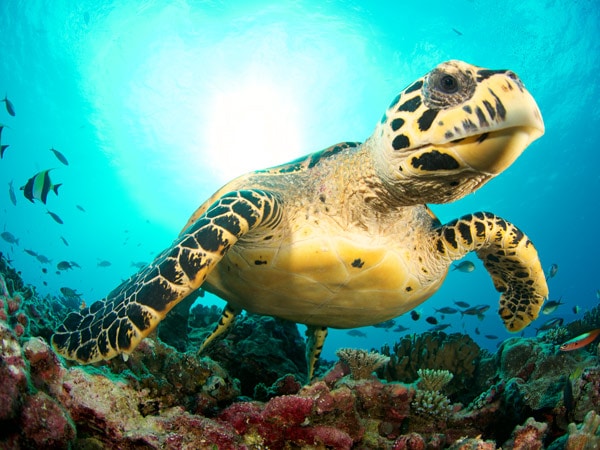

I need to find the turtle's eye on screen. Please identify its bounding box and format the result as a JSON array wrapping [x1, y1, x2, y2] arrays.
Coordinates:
[[437, 74, 459, 94]]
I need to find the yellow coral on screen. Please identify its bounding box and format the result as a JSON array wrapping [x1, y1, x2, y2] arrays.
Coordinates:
[[566, 410, 600, 450], [335, 348, 390, 380]]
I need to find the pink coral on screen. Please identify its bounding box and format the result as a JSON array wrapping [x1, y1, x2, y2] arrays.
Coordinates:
[[23, 337, 64, 390], [19, 391, 76, 448], [0, 322, 28, 421]]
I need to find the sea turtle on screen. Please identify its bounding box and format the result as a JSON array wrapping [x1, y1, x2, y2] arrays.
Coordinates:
[[52, 60, 548, 378]]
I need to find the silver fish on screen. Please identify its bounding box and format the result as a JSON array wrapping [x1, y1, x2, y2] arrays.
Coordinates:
[[2, 94, 15, 116], [1, 231, 18, 245], [8, 180, 16, 205], [50, 147, 69, 166]]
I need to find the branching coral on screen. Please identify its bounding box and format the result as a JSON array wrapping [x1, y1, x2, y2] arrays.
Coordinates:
[[410, 369, 454, 422], [411, 389, 452, 420], [336, 348, 390, 380], [416, 368, 453, 392]]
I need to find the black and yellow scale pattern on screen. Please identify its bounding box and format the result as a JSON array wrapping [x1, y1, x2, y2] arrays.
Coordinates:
[[53, 61, 548, 378]]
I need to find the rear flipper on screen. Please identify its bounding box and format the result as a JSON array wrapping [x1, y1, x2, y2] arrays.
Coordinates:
[[436, 212, 548, 331]]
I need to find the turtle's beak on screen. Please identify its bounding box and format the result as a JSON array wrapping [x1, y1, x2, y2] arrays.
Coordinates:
[[450, 76, 544, 175]]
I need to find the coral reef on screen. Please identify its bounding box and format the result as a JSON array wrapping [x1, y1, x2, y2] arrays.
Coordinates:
[[539, 326, 570, 345], [502, 417, 548, 449], [3, 253, 600, 448], [416, 368, 454, 392], [380, 332, 480, 401], [565, 410, 600, 450], [158, 296, 309, 397], [336, 347, 390, 380]]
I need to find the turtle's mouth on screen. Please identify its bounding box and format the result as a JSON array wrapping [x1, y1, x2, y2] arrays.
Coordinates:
[[440, 125, 544, 175]]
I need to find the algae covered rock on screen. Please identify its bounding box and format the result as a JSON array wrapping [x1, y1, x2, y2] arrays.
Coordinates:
[[203, 313, 307, 396]]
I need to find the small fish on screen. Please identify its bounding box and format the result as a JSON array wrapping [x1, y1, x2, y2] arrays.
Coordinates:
[[572, 305, 580, 314], [0, 144, 9, 159], [36, 254, 52, 264], [536, 317, 564, 332], [347, 330, 367, 338], [452, 261, 475, 273], [76, 204, 86, 212], [57, 261, 74, 271], [393, 324, 410, 333], [430, 323, 451, 332], [562, 375, 574, 418], [410, 310, 420, 321], [21, 169, 62, 204], [435, 307, 459, 315], [24, 248, 38, 257], [484, 335, 499, 340], [454, 301, 470, 308], [60, 236, 69, 246], [425, 316, 438, 325], [474, 327, 480, 335], [452, 27, 463, 36], [41, 267, 48, 274], [545, 263, 559, 280], [460, 305, 490, 316], [60, 287, 82, 298], [541, 297, 563, 315], [50, 147, 69, 166], [560, 329, 600, 351], [69, 261, 82, 268], [2, 94, 15, 116], [97, 260, 112, 267], [8, 180, 16, 205], [47, 210, 64, 224], [131, 261, 146, 269], [1, 231, 18, 245], [372, 319, 396, 329]]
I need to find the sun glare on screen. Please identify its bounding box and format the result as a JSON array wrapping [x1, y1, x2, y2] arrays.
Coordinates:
[[204, 78, 304, 182]]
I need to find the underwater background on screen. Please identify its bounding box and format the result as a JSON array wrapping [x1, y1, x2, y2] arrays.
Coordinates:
[[2, 1, 600, 448], [1, 0, 598, 359]]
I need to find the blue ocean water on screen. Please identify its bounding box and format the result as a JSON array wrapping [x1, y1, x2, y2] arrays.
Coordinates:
[[0, 0, 598, 360]]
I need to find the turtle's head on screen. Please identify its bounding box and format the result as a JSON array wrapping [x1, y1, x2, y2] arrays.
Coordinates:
[[373, 60, 544, 204]]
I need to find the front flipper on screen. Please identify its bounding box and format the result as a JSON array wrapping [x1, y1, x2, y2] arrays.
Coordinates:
[[52, 190, 282, 364], [435, 212, 548, 331]]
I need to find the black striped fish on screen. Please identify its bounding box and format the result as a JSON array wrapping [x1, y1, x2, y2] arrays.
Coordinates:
[[20, 169, 62, 204]]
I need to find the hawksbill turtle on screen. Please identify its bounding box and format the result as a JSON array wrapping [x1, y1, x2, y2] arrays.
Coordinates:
[[52, 60, 548, 378]]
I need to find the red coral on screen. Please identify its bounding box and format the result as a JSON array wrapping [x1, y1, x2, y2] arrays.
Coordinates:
[[322, 361, 350, 386], [262, 395, 313, 425], [218, 401, 263, 435], [16, 312, 28, 326], [14, 323, 24, 337]]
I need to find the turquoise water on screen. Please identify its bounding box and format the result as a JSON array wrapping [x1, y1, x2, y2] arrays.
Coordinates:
[[0, 0, 598, 359]]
